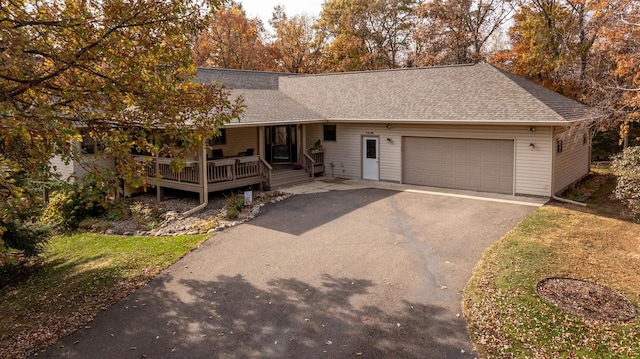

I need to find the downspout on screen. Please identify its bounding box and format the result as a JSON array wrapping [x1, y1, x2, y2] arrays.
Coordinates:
[[552, 194, 587, 207], [550, 126, 587, 207], [183, 140, 209, 216]]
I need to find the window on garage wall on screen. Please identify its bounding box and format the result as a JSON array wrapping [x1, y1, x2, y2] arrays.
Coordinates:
[[324, 125, 336, 141]]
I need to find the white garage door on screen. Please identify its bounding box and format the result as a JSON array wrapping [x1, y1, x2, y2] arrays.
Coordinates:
[[403, 137, 514, 194]]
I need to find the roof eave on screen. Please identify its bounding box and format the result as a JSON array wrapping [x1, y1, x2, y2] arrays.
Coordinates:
[[224, 118, 327, 127], [324, 117, 599, 126], [221, 116, 603, 128]]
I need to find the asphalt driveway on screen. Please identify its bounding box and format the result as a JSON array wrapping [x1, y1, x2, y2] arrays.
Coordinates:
[[37, 186, 540, 358]]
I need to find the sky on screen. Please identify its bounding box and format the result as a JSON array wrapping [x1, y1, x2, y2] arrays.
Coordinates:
[[239, 0, 325, 28]]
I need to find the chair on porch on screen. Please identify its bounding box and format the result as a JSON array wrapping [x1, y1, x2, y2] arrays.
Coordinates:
[[237, 148, 254, 156], [209, 149, 224, 160]]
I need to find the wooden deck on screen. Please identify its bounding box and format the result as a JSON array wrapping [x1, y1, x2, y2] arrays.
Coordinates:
[[138, 151, 324, 200], [141, 155, 271, 199]]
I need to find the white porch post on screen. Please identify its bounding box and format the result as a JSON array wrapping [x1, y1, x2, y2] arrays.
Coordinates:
[[301, 124, 307, 159], [258, 126, 265, 161], [156, 151, 163, 202], [200, 139, 208, 203]]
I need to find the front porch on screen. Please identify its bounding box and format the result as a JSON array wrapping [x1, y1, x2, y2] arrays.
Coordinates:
[[138, 148, 324, 201], [133, 124, 326, 202]]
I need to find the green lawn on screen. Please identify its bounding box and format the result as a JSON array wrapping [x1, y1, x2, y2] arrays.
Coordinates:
[[0, 233, 209, 358], [464, 172, 640, 358]]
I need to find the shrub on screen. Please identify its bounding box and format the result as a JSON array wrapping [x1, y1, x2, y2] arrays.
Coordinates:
[[225, 193, 245, 220], [1, 221, 51, 257], [129, 201, 166, 227], [611, 146, 640, 215], [41, 181, 110, 231]]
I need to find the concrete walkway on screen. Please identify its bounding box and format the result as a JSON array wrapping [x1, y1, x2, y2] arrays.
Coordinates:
[[37, 179, 544, 358], [285, 177, 547, 208]]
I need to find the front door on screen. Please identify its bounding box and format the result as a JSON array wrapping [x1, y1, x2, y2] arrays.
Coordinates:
[[266, 125, 297, 164], [362, 137, 379, 181]]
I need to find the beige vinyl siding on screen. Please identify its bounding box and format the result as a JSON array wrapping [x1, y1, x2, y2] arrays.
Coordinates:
[[50, 155, 76, 183], [306, 125, 323, 147], [306, 123, 363, 178], [74, 156, 116, 179], [307, 123, 554, 197], [209, 127, 259, 158], [553, 128, 590, 194], [515, 127, 553, 196]]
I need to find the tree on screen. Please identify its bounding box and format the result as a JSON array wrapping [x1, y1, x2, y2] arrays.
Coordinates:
[[268, 6, 323, 73], [586, 0, 640, 130], [193, 1, 271, 69], [493, 0, 611, 94], [316, 0, 420, 71], [412, 0, 512, 66], [0, 0, 243, 253]]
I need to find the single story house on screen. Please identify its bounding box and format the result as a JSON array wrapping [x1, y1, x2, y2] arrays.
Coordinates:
[[53, 63, 600, 201]]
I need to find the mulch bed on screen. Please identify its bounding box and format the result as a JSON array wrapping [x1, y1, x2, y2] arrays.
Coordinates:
[[537, 278, 637, 322]]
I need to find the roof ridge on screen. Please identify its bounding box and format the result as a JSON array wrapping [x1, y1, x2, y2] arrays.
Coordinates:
[[196, 67, 296, 76], [288, 63, 477, 78]]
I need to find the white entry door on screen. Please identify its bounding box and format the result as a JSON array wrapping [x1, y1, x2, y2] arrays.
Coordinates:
[[362, 137, 380, 181]]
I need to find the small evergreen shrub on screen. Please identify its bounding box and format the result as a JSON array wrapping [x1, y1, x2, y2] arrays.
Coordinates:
[[1, 221, 51, 257]]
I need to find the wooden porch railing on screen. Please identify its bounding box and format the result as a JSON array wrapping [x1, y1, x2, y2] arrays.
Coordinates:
[[308, 150, 324, 167], [141, 158, 200, 184], [138, 155, 270, 188], [207, 158, 235, 182], [206, 156, 264, 183], [305, 149, 325, 177], [303, 152, 315, 175], [259, 157, 273, 187]]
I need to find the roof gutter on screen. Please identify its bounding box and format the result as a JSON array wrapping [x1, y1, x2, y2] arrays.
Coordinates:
[[225, 118, 598, 128], [225, 119, 327, 127], [324, 118, 595, 127]]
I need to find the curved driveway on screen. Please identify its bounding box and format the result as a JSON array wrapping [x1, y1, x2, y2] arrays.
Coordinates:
[[38, 184, 542, 358]]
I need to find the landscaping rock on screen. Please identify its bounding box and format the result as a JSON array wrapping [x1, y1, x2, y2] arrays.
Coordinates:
[[93, 190, 290, 237]]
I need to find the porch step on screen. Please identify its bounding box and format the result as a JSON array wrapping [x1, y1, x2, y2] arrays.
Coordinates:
[[269, 169, 314, 190]]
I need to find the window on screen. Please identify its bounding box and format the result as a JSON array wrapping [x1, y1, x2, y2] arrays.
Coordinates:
[[80, 131, 100, 154], [557, 139, 563, 153], [210, 128, 227, 145], [366, 139, 377, 159], [323, 125, 337, 141]]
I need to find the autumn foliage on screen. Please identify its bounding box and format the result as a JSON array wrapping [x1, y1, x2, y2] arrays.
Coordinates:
[[0, 0, 243, 250]]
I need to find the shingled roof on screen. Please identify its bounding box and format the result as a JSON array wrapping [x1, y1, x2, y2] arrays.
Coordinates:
[[195, 64, 600, 126]]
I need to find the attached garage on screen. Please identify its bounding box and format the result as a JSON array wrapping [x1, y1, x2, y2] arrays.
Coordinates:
[[201, 63, 599, 198], [402, 137, 515, 194]]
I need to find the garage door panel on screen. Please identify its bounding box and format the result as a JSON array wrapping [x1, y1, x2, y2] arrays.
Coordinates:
[[469, 165, 483, 175], [483, 152, 498, 163], [455, 164, 468, 174], [498, 155, 512, 164], [469, 152, 483, 161], [484, 166, 498, 176], [455, 151, 468, 160], [403, 137, 514, 194], [499, 167, 513, 177]]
